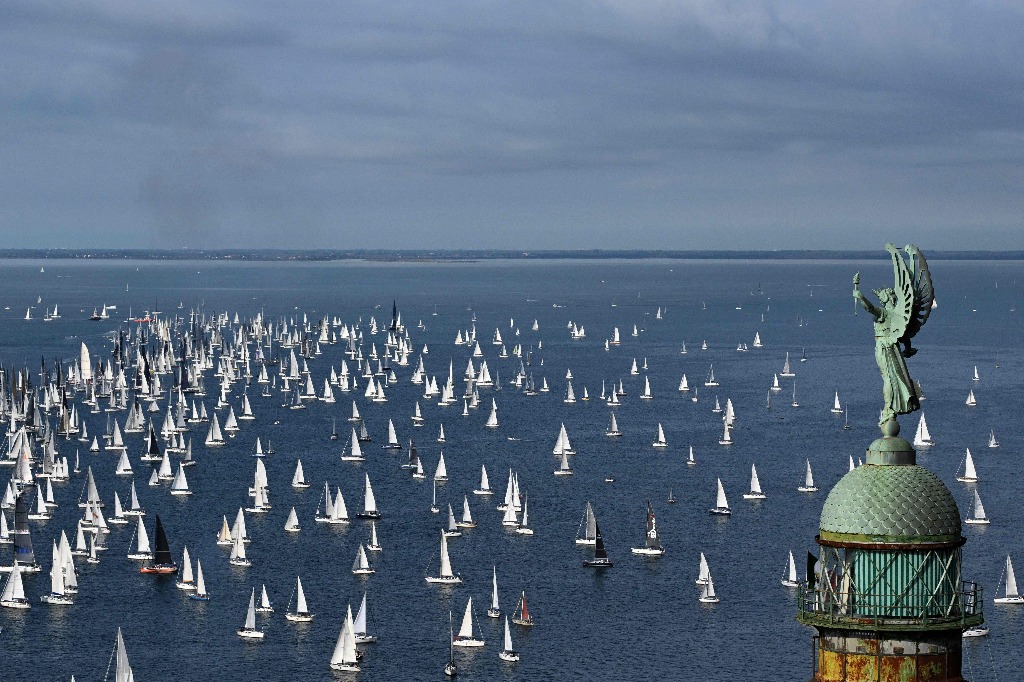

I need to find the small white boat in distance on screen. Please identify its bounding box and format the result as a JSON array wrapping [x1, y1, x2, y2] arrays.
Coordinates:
[[994, 555, 1024, 604], [965, 389, 977, 406], [831, 391, 843, 414], [798, 460, 818, 492], [743, 463, 767, 500], [425, 531, 461, 584], [965, 490, 990, 525], [709, 479, 731, 515], [285, 576, 314, 622], [575, 502, 597, 545], [554, 452, 573, 476], [956, 449, 979, 483], [913, 413, 934, 447], [498, 616, 520, 662], [237, 588, 265, 639], [988, 430, 999, 449], [487, 566, 501, 618], [699, 574, 720, 603], [781, 550, 799, 588], [452, 597, 485, 647], [696, 552, 711, 585]]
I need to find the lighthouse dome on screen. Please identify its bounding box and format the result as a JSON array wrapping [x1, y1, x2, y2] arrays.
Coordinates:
[[819, 464, 961, 543]]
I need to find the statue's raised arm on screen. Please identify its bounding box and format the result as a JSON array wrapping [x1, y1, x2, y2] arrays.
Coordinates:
[[858, 244, 934, 429]]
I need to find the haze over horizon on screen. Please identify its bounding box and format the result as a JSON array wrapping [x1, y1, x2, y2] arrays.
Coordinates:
[[2, 2, 1022, 250]]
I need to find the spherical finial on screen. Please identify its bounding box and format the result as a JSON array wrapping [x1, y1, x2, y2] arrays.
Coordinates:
[[881, 419, 900, 438]]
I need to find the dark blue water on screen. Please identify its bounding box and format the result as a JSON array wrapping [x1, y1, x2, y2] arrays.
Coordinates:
[[0, 258, 1020, 681]]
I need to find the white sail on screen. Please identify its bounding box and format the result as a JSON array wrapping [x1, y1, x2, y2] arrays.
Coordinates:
[[439, 532, 454, 577], [296, 576, 309, 613], [194, 560, 207, 597], [972, 490, 987, 521], [115, 628, 133, 682], [434, 451, 448, 480], [135, 516, 151, 554], [244, 588, 257, 630], [1005, 556, 1019, 599], [715, 479, 729, 510], [363, 474, 377, 514], [750, 464, 762, 495], [696, 552, 710, 584], [491, 566, 500, 612], [458, 597, 476, 638]]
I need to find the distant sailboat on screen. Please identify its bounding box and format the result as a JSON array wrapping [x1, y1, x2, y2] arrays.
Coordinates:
[[994, 555, 1024, 604], [797, 460, 818, 492], [499, 616, 520, 662], [582, 522, 613, 568], [781, 550, 799, 587], [425, 531, 462, 584], [285, 576, 314, 622], [965, 389, 977, 406], [956, 448, 979, 483], [237, 588, 265, 639], [965, 490, 990, 525], [913, 413, 934, 447], [709, 479, 731, 515], [743, 464, 767, 500], [452, 597, 485, 647], [487, 566, 501, 617], [575, 502, 597, 546], [651, 423, 668, 448]]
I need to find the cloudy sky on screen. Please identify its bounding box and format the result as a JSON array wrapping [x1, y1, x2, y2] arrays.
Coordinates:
[[1, 1, 1022, 250]]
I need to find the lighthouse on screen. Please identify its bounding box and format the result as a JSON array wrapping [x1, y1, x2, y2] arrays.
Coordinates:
[[798, 245, 983, 681], [797, 421, 983, 680]]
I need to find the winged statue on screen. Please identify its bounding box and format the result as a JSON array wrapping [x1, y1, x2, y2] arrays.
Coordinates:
[[853, 244, 934, 427]]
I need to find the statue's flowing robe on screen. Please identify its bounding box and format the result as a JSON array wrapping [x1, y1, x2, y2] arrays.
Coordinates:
[[874, 310, 918, 423]]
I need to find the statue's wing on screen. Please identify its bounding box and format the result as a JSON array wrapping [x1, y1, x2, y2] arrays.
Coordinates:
[[903, 244, 933, 339], [886, 243, 914, 341]]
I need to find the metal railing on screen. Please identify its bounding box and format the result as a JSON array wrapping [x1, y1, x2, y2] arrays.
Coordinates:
[[796, 580, 984, 630]]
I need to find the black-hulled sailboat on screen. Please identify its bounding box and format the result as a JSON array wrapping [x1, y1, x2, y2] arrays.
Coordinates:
[[140, 515, 178, 574], [582, 522, 613, 568]]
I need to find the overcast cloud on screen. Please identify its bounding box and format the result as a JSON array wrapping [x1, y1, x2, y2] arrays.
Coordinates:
[[0, 1, 1021, 249]]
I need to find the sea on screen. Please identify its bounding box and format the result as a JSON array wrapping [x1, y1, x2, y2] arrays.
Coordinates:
[[0, 257, 1020, 681]]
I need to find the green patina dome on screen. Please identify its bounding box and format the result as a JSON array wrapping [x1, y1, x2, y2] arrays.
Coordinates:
[[820, 464, 962, 543]]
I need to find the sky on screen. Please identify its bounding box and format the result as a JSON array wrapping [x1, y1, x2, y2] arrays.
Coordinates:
[[1, 1, 1022, 250]]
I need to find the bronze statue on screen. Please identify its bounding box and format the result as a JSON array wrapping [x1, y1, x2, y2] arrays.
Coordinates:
[[853, 244, 934, 428]]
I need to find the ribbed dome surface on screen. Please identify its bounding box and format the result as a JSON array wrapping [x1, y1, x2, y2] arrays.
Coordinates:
[[820, 464, 961, 540]]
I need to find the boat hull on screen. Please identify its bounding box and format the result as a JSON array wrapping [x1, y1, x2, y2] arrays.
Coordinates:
[[285, 612, 314, 622], [709, 508, 732, 515], [40, 594, 74, 605], [742, 493, 767, 500], [425, 576, 462, 584], [237, 628, 264, 639], [452, 638, 485, 648], [582, 559, 613, 568], [499, 651, 520, 662], [631, 547, 665, 556]]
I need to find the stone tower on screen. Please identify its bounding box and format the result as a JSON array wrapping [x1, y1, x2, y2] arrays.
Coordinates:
[[797, 421, 984, 681]]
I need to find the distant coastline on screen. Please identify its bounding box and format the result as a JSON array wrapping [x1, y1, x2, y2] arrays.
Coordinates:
[[0, 249, 1022, 261]]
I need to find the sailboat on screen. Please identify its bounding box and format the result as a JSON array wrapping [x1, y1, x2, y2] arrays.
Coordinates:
[[913, 412, 934, 447], [487, 566, 501, 617], [498, 617, 520, 662], [1, 563, 29, 608], [699, 574, 720, 603], [696, 552, 711, 585], [709, 479, 731, 515], [605, 412, 622, 437], [425, 531, 462, 583], [41, 542, 74, 604], [651, 423, 668, 448], [291, 460, 310, 489], [189, 561, 209, 601], [780, 352, 795, 377], [329, 616, 361, 672], [781, 550, 800, 587], [956, 449, 979, 483], [718, 420, 732, 446], [743, 463, 767, 500], [256, 584, 274, 613], [175, 546, 195, 590], [127, 515, 154, 560], [798, 460, 818, 492], [140, 515, 178, 574], [357, 473, 382, 519], [575, 502, 597, 545], [443, 612, 457, 677], [456, 496, 476, 528], [630, 501, 665, 556], [988, 430, 1000, 449], [965, 490, 990, 525], [790, 380, 799, 408], [434, 451, 449, 482], [473, 465, 493, 495], [704, 365, 719, 387], [284, 507, 301, 533], [383, 418, 402, 449], [229, 527, 252, 567], [237, 588, 265, 639], [582, 522, 613, 568], [443, 504, 462, 538], [965, 389, 977, 406], [353, 591, 377, 643], [430, 480, 440, 513], [831, 391, 843, 414], [285, 576, 314, 622], [511, 590, 534, 626], [169, 463, 192, 495], [514, 493, 533, 535], [554, 452, 573, 476], [994, 555, 1024, 604], [351, 544, 374, 575], [452, 597, 485, 646]]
